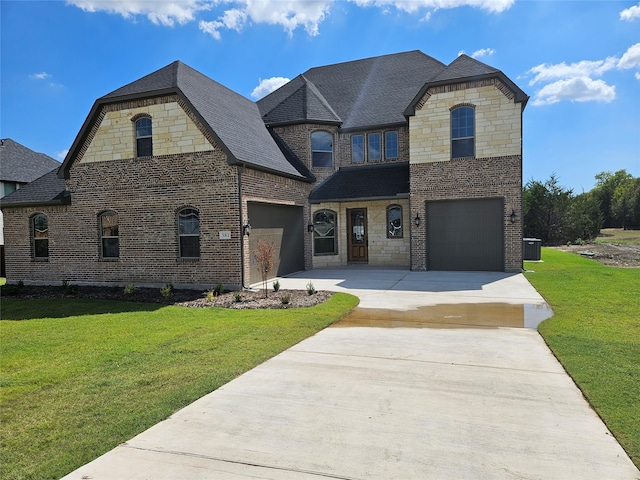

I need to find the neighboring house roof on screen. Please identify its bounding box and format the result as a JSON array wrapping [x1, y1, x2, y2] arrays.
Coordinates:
[[259, 51, 528, 130], [59, 61, 312, 182], [258, 50, 447, 130], [0, 170, 69, 207], [309, 163, 409, 203], [0, 138, 60, 183]]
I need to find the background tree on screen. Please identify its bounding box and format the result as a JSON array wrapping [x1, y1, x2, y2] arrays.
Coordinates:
[[523, 174, 573, 245], [592, 170, 634, 228]]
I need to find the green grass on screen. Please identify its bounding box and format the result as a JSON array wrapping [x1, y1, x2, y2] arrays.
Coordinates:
[[0, 293, 359, 480], [525, 249, 640, 468]]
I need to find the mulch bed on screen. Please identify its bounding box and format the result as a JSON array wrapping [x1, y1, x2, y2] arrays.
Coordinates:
[[0, 284, 333, 309]]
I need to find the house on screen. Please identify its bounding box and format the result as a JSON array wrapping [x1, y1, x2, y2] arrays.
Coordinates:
[[0, 139, 61, 275], [0, 50, 528, 290]]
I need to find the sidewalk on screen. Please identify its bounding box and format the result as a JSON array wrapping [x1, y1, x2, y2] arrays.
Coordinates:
[[63, 270, 640, 479]]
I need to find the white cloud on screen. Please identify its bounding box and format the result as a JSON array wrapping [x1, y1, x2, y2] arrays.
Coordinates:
[[56, 149, 69, 161], [620, 2, 640, 21], [531, 77, 616, 106], [527, 57, 618, 86], [30, 72, 51, 80], [636, 72, 640, 80], [351, 0, 514, 14], [67, 0, 209, 26], [618, 42, 640, 69], [251, 77, 290, 99], [200, 1, 333, 38], [471, 48, 495, 59]]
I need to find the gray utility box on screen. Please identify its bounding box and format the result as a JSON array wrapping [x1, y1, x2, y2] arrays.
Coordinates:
[[523, 238, 542, 261]]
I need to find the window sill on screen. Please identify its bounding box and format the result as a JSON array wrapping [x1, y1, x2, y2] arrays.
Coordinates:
[[100, 257, 120, 262], [178, 257, 200, 262], [32, 258, 49, 262]]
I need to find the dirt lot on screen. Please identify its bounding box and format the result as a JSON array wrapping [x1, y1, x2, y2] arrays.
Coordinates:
[[550, 229, 640, 268]]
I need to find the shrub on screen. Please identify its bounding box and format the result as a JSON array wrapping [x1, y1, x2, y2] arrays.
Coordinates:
[[61, 280, 78, 295], [124, 284, 136, 295], [281, 293, 291, 305], [253, 239, 276, 298], [160, 283, 173, 298], [205, 289, 215, 302], [1, 284, 20, 296], [234, 292, 243, 303], [306, 281, 316, 296], [273, 280, 280, 292], [214, 283, 225, 296]]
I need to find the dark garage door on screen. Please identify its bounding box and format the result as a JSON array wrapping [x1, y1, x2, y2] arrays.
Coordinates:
[[248, 203, 304, 284], [427, 198, 504, 271]]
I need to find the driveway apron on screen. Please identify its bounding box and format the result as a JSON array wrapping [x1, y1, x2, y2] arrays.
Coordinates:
[[63, 270, 640, 480]]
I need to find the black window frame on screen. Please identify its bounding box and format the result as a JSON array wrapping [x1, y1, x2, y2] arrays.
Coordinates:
[[351, 134, 364, 163], [451, 106, 475, 159], [31, 213, 49, 259], [386, 204, 403, 239], [135, 116, 153, 158], [385, 131, 398, 159], [368, 132, 381, 162], [313, 209, 337, 255], [311, 131, 333, 168], [99, 210, 120, 259], [178, 207, 200, 259]]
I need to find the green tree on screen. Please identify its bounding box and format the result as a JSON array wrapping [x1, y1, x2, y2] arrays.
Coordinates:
[[566, 191, 602, 242], [593, 170, 634, 228], [523, 174, 573, 245]]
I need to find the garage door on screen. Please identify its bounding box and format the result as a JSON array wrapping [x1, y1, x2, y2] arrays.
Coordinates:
[[248, 203, 304, 284], [427, 198, 504, 271]]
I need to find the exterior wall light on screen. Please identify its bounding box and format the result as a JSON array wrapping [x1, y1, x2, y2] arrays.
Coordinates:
[[307, 224, 314, 233], [243, 222, 252, 236], [510, 209, 516, 224], [414, 213, 421, 227]]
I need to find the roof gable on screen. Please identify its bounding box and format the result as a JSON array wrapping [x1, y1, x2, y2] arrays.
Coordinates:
[[61, 61, 312, 181], [0, 138, 60, 183]]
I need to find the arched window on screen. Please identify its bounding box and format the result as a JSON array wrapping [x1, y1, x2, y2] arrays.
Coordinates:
[[311, 131, 333, 168], [135, 116, 153, 157], [313, 209, 336, 255], [178, 207, 200, 258], [451, 106, 475, 159], [32, 214, 49, 258], [387, 205, 403, 238], [100, 211, 119, 258]]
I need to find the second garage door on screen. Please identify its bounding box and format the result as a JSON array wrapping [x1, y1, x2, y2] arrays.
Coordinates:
[[426, 198, 504, 271]]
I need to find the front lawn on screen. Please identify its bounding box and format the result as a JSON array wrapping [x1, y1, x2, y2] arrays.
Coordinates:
[[525, 249, 640, 468], [0, 293, 359, 480]]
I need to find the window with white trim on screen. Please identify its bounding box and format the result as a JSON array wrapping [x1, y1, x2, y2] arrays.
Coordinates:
[[451, 106, 475, 158]]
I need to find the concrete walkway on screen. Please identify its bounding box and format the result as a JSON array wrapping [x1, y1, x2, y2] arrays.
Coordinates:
[[63, 270, 639, 479]]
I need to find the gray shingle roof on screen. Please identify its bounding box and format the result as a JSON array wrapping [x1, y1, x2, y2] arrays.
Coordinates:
[[0, 138, 60, 183], [309, 163, 409, 203], [430, 54, 499, 83], [259, 51, 447, 130], [0, 169, 69, 207], [61, 61, 312, 181]]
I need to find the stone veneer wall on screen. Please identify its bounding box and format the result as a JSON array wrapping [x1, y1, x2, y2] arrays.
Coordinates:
[[311, 199, 410, 268], [409, 156, 522, 272]]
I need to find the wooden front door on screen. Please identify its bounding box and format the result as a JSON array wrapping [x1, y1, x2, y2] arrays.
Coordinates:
[[347, 208, 368, 263]]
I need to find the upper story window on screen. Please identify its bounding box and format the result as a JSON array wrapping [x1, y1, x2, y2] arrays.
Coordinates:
[[135, 116, 153, 157], [387, 205, 403, 238], [385, 131, 398, 159], [313, 209, 337, 255], [368, 133, 381, 162], [32, 213, 49, 258], [311, 131, 333, 168], [352, 134, 364, 163], [451, 106, 475, 159], [100, 210, 119, 258], [178, 207, 200, 258]]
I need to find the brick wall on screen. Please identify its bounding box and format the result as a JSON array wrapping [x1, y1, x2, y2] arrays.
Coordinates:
[[409, 156, 523, 272]]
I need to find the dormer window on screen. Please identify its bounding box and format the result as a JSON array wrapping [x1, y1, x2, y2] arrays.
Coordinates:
[[135, 116, 153, 157]]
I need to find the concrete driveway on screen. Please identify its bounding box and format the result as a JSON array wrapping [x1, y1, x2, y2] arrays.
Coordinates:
[[63, 270, 639, 479]]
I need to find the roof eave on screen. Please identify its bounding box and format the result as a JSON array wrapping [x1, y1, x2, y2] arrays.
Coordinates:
[[1, 196, 71, 209], [338, 121, 407, 134], [264, 119, 342, 129], [404, 72, 529, 117], [310, 193, 409, 204], [228, 158, 315, 183]]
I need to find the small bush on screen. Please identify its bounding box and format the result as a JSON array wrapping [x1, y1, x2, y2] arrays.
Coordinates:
[[1, 284, 20, 296], [160, 283, 173, 298], [214, 283, 225, 296], [234, 292, 243, 303], [306, 281, 316, 296], [273, 280, 280, 292], [61, 280, 78, 295], [205, 289, 215, 302], [17, 280, 24, 289], [281, 293, 291, 305], [124, 284, 136, 295]]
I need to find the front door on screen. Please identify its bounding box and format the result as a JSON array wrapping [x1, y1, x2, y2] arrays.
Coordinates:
[[347, 208, 368, 263]]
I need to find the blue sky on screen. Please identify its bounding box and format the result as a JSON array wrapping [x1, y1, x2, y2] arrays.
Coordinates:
[[1, 0, 639, 193]]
